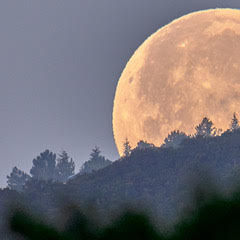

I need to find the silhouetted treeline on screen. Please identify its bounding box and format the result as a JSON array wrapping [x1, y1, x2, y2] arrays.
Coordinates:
[[1, 115, 240, 238], [7, 147, 112, 191]]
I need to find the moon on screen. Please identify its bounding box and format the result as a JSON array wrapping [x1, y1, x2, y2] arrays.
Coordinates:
[[113, 9, 240, 155]]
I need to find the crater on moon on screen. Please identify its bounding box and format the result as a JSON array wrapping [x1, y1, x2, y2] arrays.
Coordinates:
[[113, 9, 240, 155]]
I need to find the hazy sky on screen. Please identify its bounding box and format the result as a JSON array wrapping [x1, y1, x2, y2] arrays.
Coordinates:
[[1, 0, 240, 187]]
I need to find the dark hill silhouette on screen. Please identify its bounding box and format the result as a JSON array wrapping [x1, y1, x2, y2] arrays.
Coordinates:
[[66, 130, 240, 221], [2, 127, 240, 234]]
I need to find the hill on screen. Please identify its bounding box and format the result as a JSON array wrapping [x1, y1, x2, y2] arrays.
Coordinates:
[[2, 129, 240, 230], [65, 130, 240, 221]]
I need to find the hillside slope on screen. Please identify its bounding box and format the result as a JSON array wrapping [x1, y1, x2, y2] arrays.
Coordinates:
[[67, 130, 240, 220]]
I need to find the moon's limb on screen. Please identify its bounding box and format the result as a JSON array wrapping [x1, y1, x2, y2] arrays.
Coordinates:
[[113, 9, 240, 155]]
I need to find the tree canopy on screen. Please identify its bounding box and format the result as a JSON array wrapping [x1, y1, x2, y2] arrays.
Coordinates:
[[163, 130, 188, 149], [7, 167, 30, 192], [57, 151, 75, 182], [230, 113, 239, 131], [30, 150, 58, 181], [123, 138, 131, 157], [80, 146, 112, 174], [195, 117, 217, 137]]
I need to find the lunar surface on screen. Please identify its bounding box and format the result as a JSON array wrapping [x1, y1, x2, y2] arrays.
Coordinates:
[[113, 9, 240, 155]]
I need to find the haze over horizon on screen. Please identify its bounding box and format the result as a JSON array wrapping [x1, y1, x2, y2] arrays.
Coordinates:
[[2, 0, 240, 187]]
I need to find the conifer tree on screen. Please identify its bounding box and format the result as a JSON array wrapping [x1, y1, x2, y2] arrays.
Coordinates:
[[195, 117, 216, 137], [123, 138, 131, 157], [231, 112, 239, 131], [57, 151, 75, 182], [7, 167, 30, 192], [80, 146, 112, 174]]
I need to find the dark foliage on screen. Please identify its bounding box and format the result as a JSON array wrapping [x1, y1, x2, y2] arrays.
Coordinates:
[[0, 189, 20, 239], [163, 130, 188, 149], [195, 117, 218, 137], [22, 150, 75, 184], [57, 151, 75, 182], [136, 140, 155, 149], [30, 150, 58, 181], [80, 147, 112, 174], [9, 190, 240, 240], [3, 118, 240, 239], [7, 167, 30, 192], [10, 207, 163, 240], [230, 113, 239, 131], [123, 138, 132, 157], [67, 129, 240, 221], [2, 128, 240, 230]]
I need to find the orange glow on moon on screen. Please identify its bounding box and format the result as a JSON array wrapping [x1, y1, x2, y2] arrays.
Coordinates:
[[113, 9, 240, 155]]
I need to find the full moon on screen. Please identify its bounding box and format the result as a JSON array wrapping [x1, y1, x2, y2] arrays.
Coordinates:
[[113, 9, 240, 155]]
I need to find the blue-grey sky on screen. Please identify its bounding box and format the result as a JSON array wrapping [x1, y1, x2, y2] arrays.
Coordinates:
[[1, 0, 240, 187]]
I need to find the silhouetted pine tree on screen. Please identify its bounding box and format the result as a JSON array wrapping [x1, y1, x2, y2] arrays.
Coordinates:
[[195, 117, 216, 137], [57, 151, 75, 182], [7, 167, 30, 192], [80, 146, 112, 174], [123, 138, 131, 157], [231, 112, 239, 131]]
